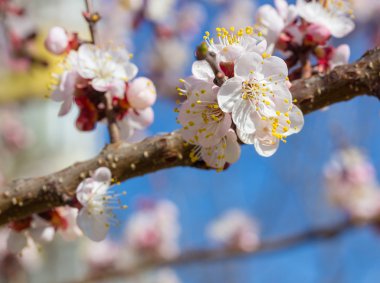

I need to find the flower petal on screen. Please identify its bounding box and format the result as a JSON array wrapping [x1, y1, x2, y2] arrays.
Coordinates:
[[235, 52, 263, 78], [192, 60, 214, 81], [232, 100, 256, 134], [217, 77, 243, 113], [77, 208, 109, 242]]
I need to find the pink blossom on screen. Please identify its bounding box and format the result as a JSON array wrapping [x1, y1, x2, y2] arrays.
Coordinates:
[[127, 77, 157, 110], [44, 26, 69, 55]]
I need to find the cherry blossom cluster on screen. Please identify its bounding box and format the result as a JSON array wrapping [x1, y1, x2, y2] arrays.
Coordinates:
[[324, 147, 380, 221], [45, 26, 156, 137], [207, 209, 260, 252], [177, 27, 304, 170], [257, 0, 354, 76]]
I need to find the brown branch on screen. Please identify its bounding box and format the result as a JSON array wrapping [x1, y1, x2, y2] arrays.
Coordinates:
[[0, 48, 380, 225], [71, 219, 358, 283], [105, 92, 121, 144]]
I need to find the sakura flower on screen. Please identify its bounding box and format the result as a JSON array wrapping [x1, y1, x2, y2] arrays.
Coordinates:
[[207, 210, 260, 252], [76, 44, 138, 97], [203, 27, 267, 76], [44, 26, 69, 55], [256, 0, 298, 51], [125, 200, 180, 259], [324, 147, 380, 221], [76, 167, 126, 242], [84, 238, 120, 269], [54, 207, 82, 241], [218, 52, 304, 157], [315, 44, 350, 72], [297, 0, 355, 38], [127, 77, 157, 110], [144, 0, 176, 23]]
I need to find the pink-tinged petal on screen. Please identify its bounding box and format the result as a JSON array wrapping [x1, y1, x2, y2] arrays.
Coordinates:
[[76, 178, 96, 206], [77, 208, 109, 242], [232, 100, 256, 134], [254, 137, 279, 157], [217, 77, 243, 113], [192, 60, 214, 81], [7, 231, 27, 253], [234, 52, 263, 78], [127, 77, 157, 109], [127, 107, 154, 130], [93, 167, 112, 183], [225, 129, 241, 163], [58, 96, 73, 116], [261, 56, 288, 78], [330, 44, 350, 70]]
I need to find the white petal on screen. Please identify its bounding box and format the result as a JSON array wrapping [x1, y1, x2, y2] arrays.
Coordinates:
[[125, 63, 138, 81], [254, 137, 279, 157], [7, 231, 27, 253], [235, 52, 263, 78], [232, 100, 256, 134], [77, 208, 109, 242], [262, 56, 288, 78], [237, 128, 255, 144], [192, 60, 214, 81], [93, 167, 112, 183], [217, 77, 243, 113], [287, 105, 304, 135]]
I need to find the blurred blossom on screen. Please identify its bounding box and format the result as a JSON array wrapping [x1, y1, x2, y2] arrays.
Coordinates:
[[324, 147, 380, 221], [176, 2, 206, 40], [145, 0, 177, 24], [296, 0, 355, 38], [0, 107, 33, 152], [124, 200, 180, 259], [353, 0, 380, 23], [207, 210, 260, 252], [214, 0, 256, 30], [134, 269, 181, 283], [83, 238, 120, 270]]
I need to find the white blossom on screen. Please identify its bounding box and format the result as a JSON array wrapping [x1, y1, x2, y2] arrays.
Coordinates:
[[218, 52, 304, 157], [297, 0, 355, 38], [76, 167, 126, 242], [207, 210, 260, 251]]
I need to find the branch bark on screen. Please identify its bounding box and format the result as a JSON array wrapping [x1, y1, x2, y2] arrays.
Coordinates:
[[1, 48, 380, 225], [71, 219, 358, 283]]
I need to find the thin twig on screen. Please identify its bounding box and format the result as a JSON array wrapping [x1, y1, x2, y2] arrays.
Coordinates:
[[84, 0, 98, 44], [105, 92, 121, 144], [70, 219, 358, 283]]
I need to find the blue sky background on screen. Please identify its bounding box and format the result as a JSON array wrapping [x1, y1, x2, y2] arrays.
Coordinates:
[[108, 1, 380, 282]]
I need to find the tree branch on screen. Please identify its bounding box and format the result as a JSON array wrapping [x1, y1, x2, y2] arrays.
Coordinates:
[[71, 219, 359, 283], [0, 48, 380, 225]]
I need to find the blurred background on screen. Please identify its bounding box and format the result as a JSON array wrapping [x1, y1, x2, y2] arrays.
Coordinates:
[[1, 0, 380, 282]]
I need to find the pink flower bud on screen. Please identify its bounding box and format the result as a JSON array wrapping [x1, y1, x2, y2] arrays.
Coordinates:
[[127, 77, 157, 110], [45, 26, 69, 55], [305, 24, 331, 45]]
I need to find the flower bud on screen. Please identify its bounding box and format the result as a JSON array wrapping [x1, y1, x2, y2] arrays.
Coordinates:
[[127, 77, 157, 110], [45, 26, 69, 55]]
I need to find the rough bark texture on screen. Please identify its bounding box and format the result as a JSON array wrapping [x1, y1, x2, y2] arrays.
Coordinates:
[[1, 48, 380, 225]]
